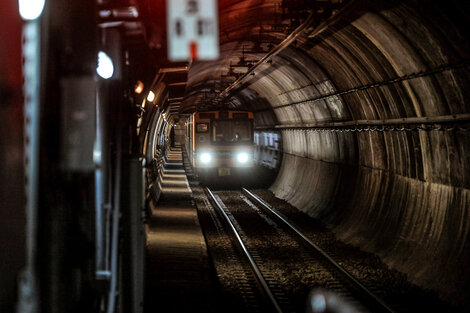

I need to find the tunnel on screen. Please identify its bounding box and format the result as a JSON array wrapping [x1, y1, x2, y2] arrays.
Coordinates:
[[1, 0, 469, 312]]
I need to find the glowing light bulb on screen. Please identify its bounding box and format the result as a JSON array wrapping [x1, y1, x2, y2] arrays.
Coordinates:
[[96, 51, 114, 79], [147, 91, 155, 102], [19, 0, 45, 20], [134, 81, 144, 94]]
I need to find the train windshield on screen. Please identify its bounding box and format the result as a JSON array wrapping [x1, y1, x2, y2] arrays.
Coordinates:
[[212, 120, 252, 143]]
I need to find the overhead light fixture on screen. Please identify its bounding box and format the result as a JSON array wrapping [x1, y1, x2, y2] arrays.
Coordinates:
[[19, 0, 45, 20], [134, 80, 144, 94], [147, 91, 155, 102], [96, 51, 114, 79]]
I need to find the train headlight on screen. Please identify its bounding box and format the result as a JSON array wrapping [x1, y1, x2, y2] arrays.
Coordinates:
[[236, 152, 249, 164], [200, 152, 212, 164]]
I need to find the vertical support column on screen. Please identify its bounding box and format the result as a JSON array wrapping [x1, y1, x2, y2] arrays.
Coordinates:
[[95, 82, 109, 279], [18, 0, 98, 311], [17, 20, 41, 313], [122, 157, 146, 313]]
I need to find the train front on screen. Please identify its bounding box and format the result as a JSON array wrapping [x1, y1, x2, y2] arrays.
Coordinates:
[[190, 111, 254, 185]]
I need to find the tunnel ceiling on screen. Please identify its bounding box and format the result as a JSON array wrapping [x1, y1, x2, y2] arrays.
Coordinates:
[[117, 0, 349, 115], [168, 0, 470, 133], [118, 0, 469, 126], [181, 0, 348, 114]]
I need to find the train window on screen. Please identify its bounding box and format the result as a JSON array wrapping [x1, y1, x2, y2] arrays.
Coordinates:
[[212, 120, 252, 143], [196, 123, 209, 133], [199, 113, 215, 119], [232, 113, 248, 119]]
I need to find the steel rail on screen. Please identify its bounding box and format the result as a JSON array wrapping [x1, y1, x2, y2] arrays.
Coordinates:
[[242, 188, 396, 313], [204, 188, 284, 313]]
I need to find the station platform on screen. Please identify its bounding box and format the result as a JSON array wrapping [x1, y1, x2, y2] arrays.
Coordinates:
[[145, 147, 218, 313]]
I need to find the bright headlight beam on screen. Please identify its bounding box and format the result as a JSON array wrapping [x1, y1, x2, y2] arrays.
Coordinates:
[[200, 153, 212, 164], [96, 51, 114, 79], [19, 0, 45, 20], [237, 152, 249, 163]]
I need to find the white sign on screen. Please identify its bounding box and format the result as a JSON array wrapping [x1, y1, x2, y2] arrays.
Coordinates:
[[167, 0, 219, 61]]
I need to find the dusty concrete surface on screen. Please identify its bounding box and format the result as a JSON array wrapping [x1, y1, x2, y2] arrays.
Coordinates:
[[145, 148, 218, 313], [271, 155, 470, 306]]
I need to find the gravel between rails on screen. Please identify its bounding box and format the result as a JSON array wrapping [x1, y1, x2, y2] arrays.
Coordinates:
[[247, 189, 463, 313], [192, 186, 462, 313]]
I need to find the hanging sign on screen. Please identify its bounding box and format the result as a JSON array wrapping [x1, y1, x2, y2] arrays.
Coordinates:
[[167, 0, 219, 61]]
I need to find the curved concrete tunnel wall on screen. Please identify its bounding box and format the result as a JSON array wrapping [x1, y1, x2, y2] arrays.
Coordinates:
[[230, 2, 469, 305]]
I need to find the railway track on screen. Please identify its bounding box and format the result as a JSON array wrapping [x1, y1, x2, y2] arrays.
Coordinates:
[[204, 187, 396, 313]]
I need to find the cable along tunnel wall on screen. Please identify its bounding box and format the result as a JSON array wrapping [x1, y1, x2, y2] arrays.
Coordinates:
[[230, 1, 470, 307]]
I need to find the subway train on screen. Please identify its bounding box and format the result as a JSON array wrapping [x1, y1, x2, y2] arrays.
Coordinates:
[[184, 110, 255, 184]]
